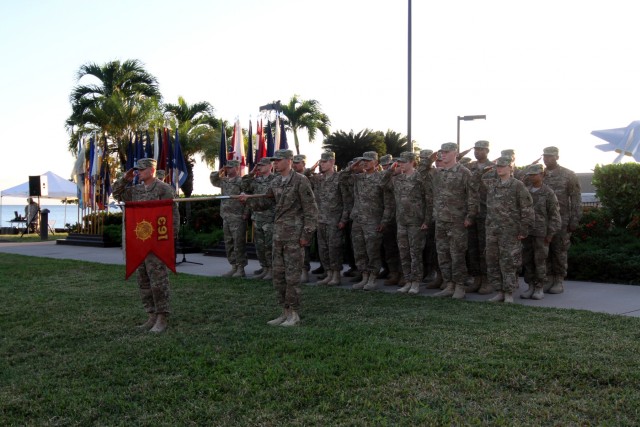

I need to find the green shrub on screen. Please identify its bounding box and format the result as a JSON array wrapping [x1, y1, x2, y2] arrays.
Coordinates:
[[592, 163, 640, 227], [102, 224, 122, 246], [571, 208, 614, 243], [568, 227, 640, 285]]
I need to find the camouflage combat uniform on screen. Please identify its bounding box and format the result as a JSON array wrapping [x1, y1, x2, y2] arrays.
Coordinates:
[[242, 173, 276, 270], [345, 168, 391, 276], [112, 176, 179, 316], [543, 165, 581, 279], [431, 163, 478, 287], [466, 159, 494, 278], [249, 171, 318, 311], [485, 177, 534, 293], [382, 168, 433, 282], [523, 183, 561, 287], [309, 171, 349, 273], [210, 172, 249, 269]]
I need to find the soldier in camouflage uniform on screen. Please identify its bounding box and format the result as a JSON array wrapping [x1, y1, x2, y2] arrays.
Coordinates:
[[383, 152, 433, 294], [292, 154, 313, 283], [431, 143, 478, 299], [542, 146, 582, 294], [308, 151, 349, 286], [521, 164, 562, 300], [484, 157, 534, 303], [342, 157, 362, 281], [345, 151, 392, 291], [239, 149, 318, 327], [210, 159, 249, 278], [465, 140, 495, 294], [112, 158, 180, 333], [242, 157, 276, 280], [379, 154, 403, 286], [417, 149, 441, 288]]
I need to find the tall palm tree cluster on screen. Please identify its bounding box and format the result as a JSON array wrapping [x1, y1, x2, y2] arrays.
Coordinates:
[[66, 59, 412, 195]]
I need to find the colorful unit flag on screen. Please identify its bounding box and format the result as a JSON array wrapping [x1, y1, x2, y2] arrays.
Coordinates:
[[124, 199, 176, 279]]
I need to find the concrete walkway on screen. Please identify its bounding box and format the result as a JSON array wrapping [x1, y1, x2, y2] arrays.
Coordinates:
[[1, 240, 639, 317]]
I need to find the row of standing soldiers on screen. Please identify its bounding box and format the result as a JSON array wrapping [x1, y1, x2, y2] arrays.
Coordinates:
[[212, 141, 581, 325]]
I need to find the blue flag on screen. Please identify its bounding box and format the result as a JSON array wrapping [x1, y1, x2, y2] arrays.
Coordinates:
[[280, 118, 288, 150], [266, 121, 275, 157], [173, 128, 188, 189], [247, 119, 254, 170], [219, 119, 227, 169]]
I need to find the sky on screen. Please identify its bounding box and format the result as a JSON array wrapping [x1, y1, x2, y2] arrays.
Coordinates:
[[1, 0, 639, 205]]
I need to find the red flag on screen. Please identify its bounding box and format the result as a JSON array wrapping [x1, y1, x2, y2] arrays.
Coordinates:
[[256, 119, 267, 162], [124, 199, 176, 279]]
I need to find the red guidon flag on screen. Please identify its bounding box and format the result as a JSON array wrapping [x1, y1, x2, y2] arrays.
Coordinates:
[[124, 199, 176, 279]]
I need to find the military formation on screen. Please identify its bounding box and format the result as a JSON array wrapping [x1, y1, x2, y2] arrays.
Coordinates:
[[220, 143, 581, 326]]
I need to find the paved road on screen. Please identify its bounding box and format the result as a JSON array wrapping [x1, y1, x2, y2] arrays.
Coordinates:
[[1, 240, 639, 317]]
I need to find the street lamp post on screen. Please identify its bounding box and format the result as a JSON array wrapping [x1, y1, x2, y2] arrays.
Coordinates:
[[456, 115, 486, 151]]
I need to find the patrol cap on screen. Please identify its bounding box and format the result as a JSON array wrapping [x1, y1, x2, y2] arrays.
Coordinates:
[[293, 154, 306, 163], [526, 164, 544, 175], [543, 146, 559, 156], [362, 151, 379, 161], [474, 140, 490, 149], [225, 159, 241, 167], [257, 157, 271, 166], [353, 156, 364, 162], [320, 151, 335, 161], [398, 152, 416, 163], [495, 156, 512, 167], [419, 149, 434, 159], [440, 142, 457, 152], [133, 158, 157, 170], [270, 149, 294, 160], [156, 169, 166, 180], [501, 149, 515, 157], [460, 157, 471, 165], [379, 154, 393, 166]]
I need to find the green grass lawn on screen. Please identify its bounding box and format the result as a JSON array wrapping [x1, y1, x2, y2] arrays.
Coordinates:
[[1, 253, 640, 426], [0, 232, 68, 243]]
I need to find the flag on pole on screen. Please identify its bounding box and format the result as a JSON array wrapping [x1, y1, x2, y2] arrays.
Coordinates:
[[247, 118, 254, 171], [280, 117, 289, 150], [145, 131, 153, 157], [124, 199, 176, 279], [173, 128, 188, 190], [256, 119, 266, 162], [218, 119, 227, 169], [232, 117, 246, 175], [153, 129, 160, 162], [275, 115, 281, 151], [266, 120, 275, 157]]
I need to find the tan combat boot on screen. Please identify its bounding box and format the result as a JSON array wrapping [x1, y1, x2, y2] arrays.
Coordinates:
[[267, 308, 289, 326], [397, 281, 412, 293], [316, 270, 333, 286], [503, 292, 514, 303], [280, 310, 300, 327], [424, 271, 443, 289], [149, 313, 168, 333], [520, 283, 535, 299], [465, 276, 482, 293], [253, 268, 268, 279], [433, 282, 455, 297], [222, 265, 237, 277], [408, 281, 421, 295], [352, 272, 369, 290], [452, 284, 466, 299], [327, 270, 342, 286], [363, 273, 379, 291], [531, 285, 544, 300], [542, 276, 554, 292], [262, 268, 272, 280], [548, 276, 564, 294], [232, 265, 246, 278], [488, 292, 504, 302], [138, 313, 157, 330], [477, 276, 494, 295], [384, 271, 401, 286]]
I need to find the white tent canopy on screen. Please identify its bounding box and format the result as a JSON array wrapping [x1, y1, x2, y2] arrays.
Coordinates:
[[1, 171, 78, 200]]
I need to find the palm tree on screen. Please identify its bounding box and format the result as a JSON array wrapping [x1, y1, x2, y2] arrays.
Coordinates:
[[322, 129, 386, 170], [382, 129, 410, 158], [163, 97, 218, 197], [280, 95, 331, 155], [66, 59, 161, 167]]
